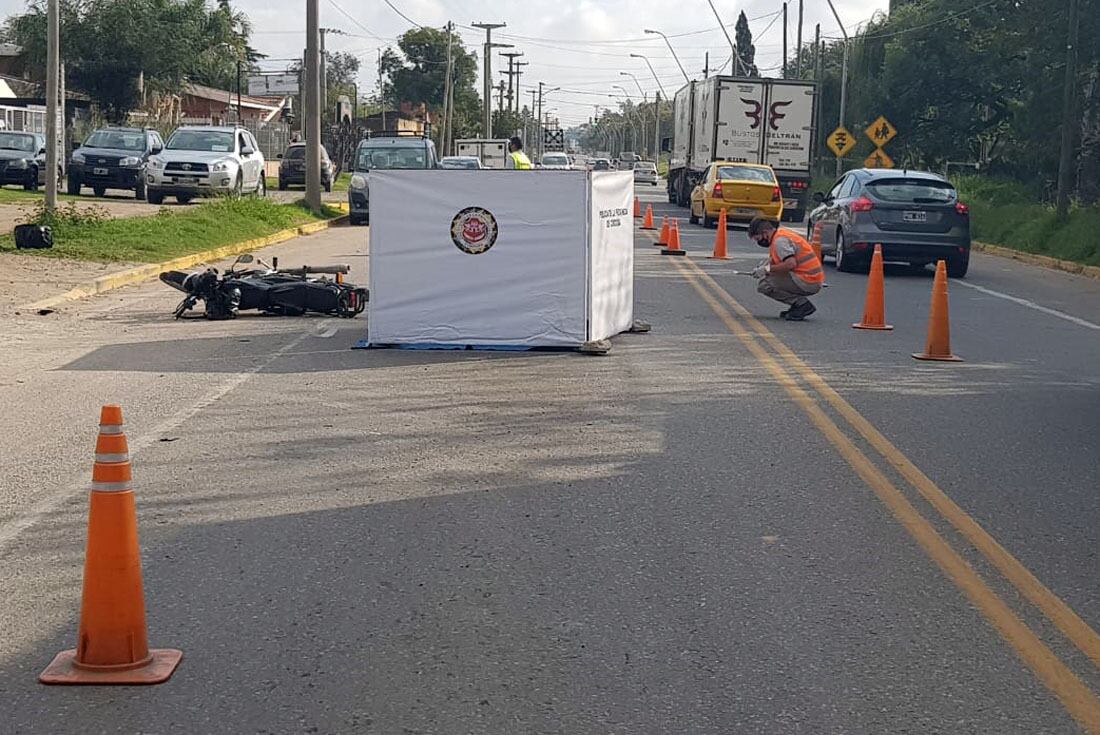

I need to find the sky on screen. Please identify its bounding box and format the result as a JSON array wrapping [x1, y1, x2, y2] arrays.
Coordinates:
[[0, 0, 889, 126]]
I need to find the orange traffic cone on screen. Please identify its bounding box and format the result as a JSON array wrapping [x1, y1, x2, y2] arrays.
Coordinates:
[[810, 221, 824, 263], [634, 197, 642, 218], [853, 244, 893, 331], [657, 216, 670, 246], [913, 260, 963, 361], [709, 208, 729, 259], [641, 204, 655, 230], [662, 218, 685, 256], [40, 405, 183, 685]]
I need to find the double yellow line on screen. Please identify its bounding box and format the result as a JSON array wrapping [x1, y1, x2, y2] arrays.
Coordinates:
[[667, 253, 1100, 732]]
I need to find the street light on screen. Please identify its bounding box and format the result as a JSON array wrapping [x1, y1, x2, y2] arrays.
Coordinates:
[[629, 53, 668, 99], [643, 29, 689, 83], [705, 0, 748, 76], [619, 71, 646, 100]]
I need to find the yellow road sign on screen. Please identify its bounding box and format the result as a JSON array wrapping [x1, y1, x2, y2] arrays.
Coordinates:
[[866, 116, 897, 147], [864, 148, 895, 169], [827, 127, 856, 158]]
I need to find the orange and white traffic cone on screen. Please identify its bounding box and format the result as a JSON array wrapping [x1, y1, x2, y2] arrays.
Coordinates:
[[709, 208, 729, 260], [40, 405, 183, 685], [810, 221, 824, 263], [853, 244, 893, 330], [641, 204, 655, 230], [634, 197, 642, 218], [662, 218, 686, 256], [913, 260, 963, 361], [657, 216, 670, 246]]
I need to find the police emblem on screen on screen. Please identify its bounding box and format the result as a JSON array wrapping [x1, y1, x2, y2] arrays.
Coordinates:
[[450, 207, 498, 255]]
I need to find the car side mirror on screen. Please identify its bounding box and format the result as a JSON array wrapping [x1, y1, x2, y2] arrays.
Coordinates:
[[151, 144, 163, 155], [812, 191, 825, 204], [38, 148, 46, 156], [71, 140, 81, 151], [241, 146, 255, 156]]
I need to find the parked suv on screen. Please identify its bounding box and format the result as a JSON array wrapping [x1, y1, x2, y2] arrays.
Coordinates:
[[146, 126, 266, 204], [348, 133, 439, 226], [808, 168, 971, 277], [69, 127, 163, 199], [278, 142, 334, 191], [0, 131, 56, 191]]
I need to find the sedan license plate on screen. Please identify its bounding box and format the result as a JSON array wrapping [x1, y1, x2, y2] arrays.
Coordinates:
[[93, 167, 108, 176], [735, 207, 756, 215], [903, 210, 928, 223], [784, 199, 798, 209]]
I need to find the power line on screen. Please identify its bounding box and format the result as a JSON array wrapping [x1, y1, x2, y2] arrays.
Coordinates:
[[822, 0, 1004, 41], [381, 0, 424, 28], [324, 0, 387, 41]]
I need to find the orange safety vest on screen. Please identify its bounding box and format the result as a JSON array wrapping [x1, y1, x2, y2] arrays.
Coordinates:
[[770, 228, 825, 284]]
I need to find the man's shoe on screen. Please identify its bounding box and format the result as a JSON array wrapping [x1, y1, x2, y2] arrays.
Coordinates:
[[784, 302, 817, 321], [779, 309, 791, 319]]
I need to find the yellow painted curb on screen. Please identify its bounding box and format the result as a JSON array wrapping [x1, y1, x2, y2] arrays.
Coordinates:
[[973, 241, 1100, 280], [21, 214, 348, 312]]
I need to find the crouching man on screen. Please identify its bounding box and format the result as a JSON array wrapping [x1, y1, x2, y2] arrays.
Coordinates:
[[747, 216, 824, 321]]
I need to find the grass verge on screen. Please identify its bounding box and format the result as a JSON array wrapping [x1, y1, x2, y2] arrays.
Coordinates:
[[0, 197, 340, 262], [955, 177, 1100, 267]]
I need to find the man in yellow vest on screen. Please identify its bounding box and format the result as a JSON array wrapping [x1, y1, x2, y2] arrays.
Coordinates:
[[748, 216, 825, 321], [505, 136, 533, 170]]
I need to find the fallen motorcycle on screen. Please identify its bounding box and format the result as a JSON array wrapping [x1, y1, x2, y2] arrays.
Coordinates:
[[160, 254, 368, 320]]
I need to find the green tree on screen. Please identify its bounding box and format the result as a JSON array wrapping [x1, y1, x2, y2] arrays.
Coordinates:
[[735, 11, 759, 77], [380, 26, 481, 139], [4, 0, 256, 122]]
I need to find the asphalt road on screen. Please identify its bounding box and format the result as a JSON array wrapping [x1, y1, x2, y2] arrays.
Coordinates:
[[0, 185, 1097, 733]]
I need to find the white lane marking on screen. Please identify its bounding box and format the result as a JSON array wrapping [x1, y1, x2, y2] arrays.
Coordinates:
[[316, 319, 339, 338], [0, 328, 314, 556], [954, 280, 1100, 332]]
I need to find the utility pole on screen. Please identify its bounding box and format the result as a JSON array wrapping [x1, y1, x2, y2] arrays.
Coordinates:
[[782, 2, 788, 78], [236, 57, 242, 120], [442, 21, 454, 155], [472, 22, 507, 138], [378, 48, 386, 131], [497, 80, 506, 114], [653, 90, 661, 162], [45, 0, 59, 212], [703, 52, 709, 79], [796, 0, 805, 77], [319, 29, 327, 124], [1056, 0, 1079, 219], [825, 0, 849, 177], [527, 89, 537, 149], [512, 61, 528, 115], [814, 23, 822, 173], [501, 52, 523, 116], [304, 0, 322, 212], [537, 81, 544, 159]]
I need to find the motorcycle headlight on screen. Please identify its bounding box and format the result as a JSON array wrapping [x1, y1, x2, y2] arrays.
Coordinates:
[[148, 157, 164, 170], [350, 174, 367, 189], [71, 152, 85, 164], [120, 156, 140, 167], [8, 159, 27, 169], [211, 160, 233, 172]]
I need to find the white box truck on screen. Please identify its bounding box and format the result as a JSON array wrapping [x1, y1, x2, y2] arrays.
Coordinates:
[[455, 139, 508, 169], [667, 76, 818, 222]]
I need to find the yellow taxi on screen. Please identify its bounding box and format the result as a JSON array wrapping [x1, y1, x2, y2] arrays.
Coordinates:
[[689, 161, 783, 227]]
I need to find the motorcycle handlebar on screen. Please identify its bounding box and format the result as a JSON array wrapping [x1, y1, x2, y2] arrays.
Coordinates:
[[277, 265, 351, 276]]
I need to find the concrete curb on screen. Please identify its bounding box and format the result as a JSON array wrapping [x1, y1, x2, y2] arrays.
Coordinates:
[[973, 241, 1100, 280], [21, 213, 349, 312]]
